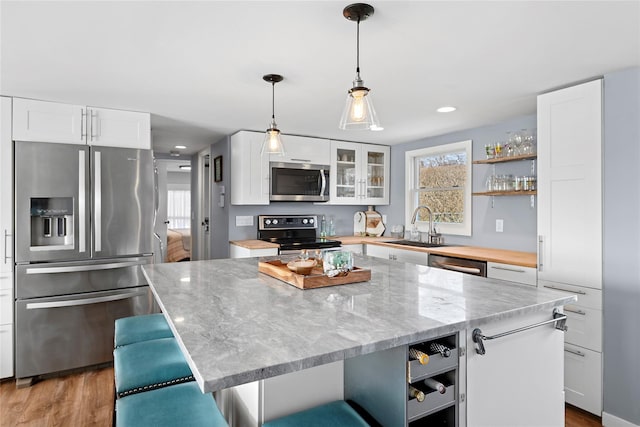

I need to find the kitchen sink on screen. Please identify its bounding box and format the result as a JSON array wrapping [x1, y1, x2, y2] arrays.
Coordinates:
[[386, 240, 446, 248]]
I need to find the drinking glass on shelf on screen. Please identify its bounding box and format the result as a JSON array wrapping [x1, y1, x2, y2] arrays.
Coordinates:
[[484, 144, 495, 159]]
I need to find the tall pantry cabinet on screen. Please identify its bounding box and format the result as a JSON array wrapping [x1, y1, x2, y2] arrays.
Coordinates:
[[537, 79, 603, 415], [0, 97, 14, 379]]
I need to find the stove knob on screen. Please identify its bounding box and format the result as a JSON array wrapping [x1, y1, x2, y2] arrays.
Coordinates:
[[265, 219, 271, 225], [302, 218, 308, 224], [309, 218, 315, 224], [272, 219, 279, 225]]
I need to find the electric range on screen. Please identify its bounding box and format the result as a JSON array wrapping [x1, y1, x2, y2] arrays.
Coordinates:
[[257, 215, 342, 254]]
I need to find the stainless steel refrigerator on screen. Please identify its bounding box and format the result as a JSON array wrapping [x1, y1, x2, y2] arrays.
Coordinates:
[[14, 141, 156, 379]]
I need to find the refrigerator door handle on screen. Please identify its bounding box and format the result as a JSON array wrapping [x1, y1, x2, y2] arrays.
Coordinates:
[[94, 150, 102, 252], [26, 259, 147, 275], [78, 150, 86, 253], [26, 289, 147, 310]]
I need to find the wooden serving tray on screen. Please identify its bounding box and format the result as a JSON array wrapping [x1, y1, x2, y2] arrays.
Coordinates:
[[258, 259, 371, 290]]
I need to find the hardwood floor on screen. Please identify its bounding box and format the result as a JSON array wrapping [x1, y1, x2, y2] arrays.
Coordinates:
[[0, 367, 603, 427], [0, 367, 114, 426]]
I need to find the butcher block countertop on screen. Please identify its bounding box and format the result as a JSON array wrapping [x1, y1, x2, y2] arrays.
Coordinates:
[[230, 237, 537, 268], [230, 239, 279, 250]]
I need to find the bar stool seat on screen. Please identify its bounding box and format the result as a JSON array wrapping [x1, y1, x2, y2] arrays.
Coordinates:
[[262, 400, 370, 427], [113, 337, 193, 398], [116, 382, 228, 427], [114, 313, 173, 348]]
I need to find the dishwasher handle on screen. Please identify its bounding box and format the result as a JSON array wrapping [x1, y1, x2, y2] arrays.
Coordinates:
[[432, 262, 481, 275]]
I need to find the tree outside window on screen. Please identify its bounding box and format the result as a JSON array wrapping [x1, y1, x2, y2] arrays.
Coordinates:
[[405, 140, 472, 236]]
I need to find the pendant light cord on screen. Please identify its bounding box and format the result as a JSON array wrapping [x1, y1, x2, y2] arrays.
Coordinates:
[[356, 16, 361, 78], [270, 81, 277, 126]]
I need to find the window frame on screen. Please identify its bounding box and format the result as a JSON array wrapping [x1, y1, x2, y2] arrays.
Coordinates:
[[404, 140, 473, 236]]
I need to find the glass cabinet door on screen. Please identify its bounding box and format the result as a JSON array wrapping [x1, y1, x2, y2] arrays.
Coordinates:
[[330, 141, 389, 205], [365, 148, 386, 200], [336, 147, 357, 199]]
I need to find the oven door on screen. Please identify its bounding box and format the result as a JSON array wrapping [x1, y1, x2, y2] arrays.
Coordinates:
[[270, 162, 329, 202]]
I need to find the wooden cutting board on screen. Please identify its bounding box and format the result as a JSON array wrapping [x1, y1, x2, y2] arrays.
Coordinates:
[[258, 259, 371, 290]]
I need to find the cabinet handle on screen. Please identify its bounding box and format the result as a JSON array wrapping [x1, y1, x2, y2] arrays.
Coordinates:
[[538, 235, 543, 271], [3, 229, 12, 264], [90, 110, 98, 141], [490, 265, 526, 273], [564, 348, 585, 357], [564, 307, 587, 316], [290, 158, 311, 163], [543, 285, 587, 295], [81, 108, 87, 139]]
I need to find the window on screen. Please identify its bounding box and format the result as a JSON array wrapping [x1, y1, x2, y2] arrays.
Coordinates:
[[167, 190, 191, 229], [405, 140, 472, 236]]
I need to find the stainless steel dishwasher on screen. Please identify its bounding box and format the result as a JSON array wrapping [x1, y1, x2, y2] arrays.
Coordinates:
[[428, 254, 487, 277]]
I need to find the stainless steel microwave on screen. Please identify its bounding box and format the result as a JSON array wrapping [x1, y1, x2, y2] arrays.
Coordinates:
[[270, 162, 330, 202]]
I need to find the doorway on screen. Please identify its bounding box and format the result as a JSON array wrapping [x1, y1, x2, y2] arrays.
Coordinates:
[[153, 158, 192, 263]]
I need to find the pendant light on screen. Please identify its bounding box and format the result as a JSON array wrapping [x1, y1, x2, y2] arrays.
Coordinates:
[[261, 74, 285, 156], [339, 3, 381, 131]]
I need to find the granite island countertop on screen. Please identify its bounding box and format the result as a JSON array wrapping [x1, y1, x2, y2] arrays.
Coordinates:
[[143, 255, 574, 393]]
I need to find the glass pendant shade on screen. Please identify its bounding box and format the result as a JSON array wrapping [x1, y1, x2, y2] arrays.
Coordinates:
[[339, 85, 380, 130], [261, 73, 285, 156], [261, 126, 285, 156]]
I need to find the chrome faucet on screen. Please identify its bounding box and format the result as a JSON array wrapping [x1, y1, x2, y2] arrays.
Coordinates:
[[410, 205, 442, 244]]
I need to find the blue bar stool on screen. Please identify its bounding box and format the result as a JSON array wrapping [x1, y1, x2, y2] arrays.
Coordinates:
[[262, 400, 370, 427], [114, 313, 174, 348], [115, 382, 228, 427], [113, 337, 194, 398]]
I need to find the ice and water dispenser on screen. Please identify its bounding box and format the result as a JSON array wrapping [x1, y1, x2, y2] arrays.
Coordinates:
[[30, 197, 74, 248]]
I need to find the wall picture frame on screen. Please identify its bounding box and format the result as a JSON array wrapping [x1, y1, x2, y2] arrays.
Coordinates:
[[214, 155, 223, 182]]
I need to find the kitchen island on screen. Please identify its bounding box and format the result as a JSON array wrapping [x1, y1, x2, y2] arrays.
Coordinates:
[[143, 255, 575, 426]]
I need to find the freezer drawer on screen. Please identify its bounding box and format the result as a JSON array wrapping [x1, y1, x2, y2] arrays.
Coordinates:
[[15, 286, 157, 378], [16, 256, 151, 299]]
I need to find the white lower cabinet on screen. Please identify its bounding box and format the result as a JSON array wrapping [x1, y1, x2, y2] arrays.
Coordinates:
[[365, 244, 428, 266], [564, 343, 602, 415], [0, 273, 13, 379], [340, 244, 363, 256], [486, 262, 537, 286], [0, 324, 13, 379], [466, 310, 565, 426]]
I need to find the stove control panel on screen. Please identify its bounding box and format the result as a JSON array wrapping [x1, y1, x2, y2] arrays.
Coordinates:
[[258, 215, 318, 230]]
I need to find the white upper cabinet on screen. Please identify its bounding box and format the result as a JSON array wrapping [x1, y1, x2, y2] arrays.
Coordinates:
[[86, 107, 150, 149], [13, 98, 85, 144], [231, 131, 270, 205], [12, 98, 150, 149], [272, 135, 330, 165], [329, 140, 389, 205], [537, 80, 602, 290]]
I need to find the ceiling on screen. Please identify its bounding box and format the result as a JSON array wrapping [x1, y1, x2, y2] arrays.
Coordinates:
[[2, 1, 638, 155]]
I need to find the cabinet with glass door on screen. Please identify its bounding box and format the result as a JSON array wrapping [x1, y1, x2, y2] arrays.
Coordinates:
[[330, 140, 389, 205]]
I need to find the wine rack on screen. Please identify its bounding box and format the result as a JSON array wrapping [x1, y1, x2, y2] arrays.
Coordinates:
[[407, 334, 459, 426]]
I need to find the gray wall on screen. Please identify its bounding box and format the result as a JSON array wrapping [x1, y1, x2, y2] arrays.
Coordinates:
[[603, 67, 640, 425], [210, 136, 230, 259], [382, 115, 538, 252]]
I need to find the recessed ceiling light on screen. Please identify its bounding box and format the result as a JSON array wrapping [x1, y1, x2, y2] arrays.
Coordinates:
[[436, 106, 457, 113], [370, 125, 384, 131], [169, 150, 180, 157], [175, 145, 187, 149], [179, 165, 191, 171]]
